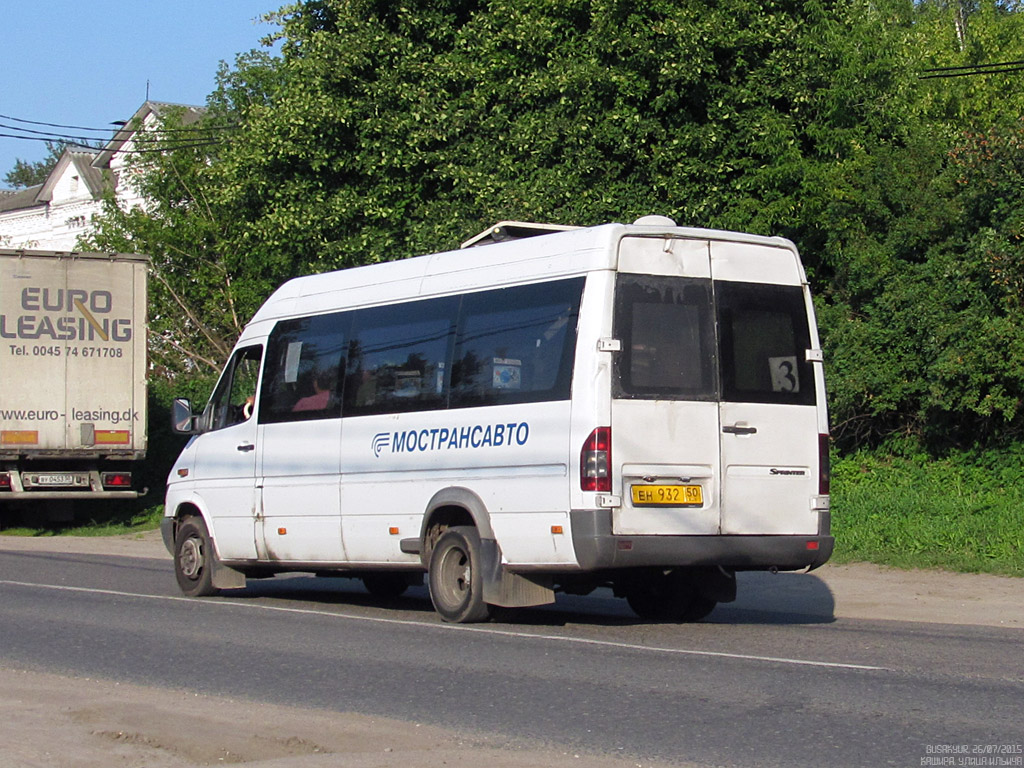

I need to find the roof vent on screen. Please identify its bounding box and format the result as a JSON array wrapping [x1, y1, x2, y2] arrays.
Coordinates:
[[632, 215, 676, 227], [461, 221, 581, 249]]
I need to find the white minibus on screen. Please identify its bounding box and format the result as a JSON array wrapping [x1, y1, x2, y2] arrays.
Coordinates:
[[163, 216, 832, 622]]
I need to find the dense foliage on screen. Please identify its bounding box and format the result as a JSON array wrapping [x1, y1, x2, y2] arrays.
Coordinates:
[[83, 0, 1024, 456]]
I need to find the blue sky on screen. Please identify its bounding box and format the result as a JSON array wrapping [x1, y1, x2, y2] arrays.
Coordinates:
[[1, 1, 280, 187]]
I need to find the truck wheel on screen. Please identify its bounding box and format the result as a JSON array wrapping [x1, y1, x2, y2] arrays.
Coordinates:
[[428, 526, 491, 623], [624, 569, 716, 622], [174, 517, 219, 597], [362, 573, 411, 600]]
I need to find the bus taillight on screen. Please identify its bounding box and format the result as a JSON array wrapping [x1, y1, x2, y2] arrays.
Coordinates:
[[818, 433, 830, 496], [581, 427, 612, 493]]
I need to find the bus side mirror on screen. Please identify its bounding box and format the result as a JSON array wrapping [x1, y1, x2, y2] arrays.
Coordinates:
[[171, 398, 198, 434]]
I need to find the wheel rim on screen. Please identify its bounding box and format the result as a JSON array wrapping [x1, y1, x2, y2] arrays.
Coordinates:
[[179, 536, 204, 580], [436, 543, 471, 610]]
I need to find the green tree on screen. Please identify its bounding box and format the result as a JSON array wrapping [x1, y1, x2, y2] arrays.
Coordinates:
[[817, 0, 1024, 450], [82, 51, 289, 379], [215, 0, 923, 280], [3, 141, 67, 188]]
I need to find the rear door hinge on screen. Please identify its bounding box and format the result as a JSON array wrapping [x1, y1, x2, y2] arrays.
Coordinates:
[[597, 338, 621, 352]]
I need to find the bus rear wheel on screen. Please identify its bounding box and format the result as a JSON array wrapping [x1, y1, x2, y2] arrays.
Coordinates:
[[428, 526, 492, 623], [624, 569, 717, 622]]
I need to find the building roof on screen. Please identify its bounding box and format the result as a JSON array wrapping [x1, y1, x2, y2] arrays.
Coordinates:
[[93, 100, 206, 168], [0, 148, 106, 214], [38, 148, 107, 203], [0, 184, 43, 213]]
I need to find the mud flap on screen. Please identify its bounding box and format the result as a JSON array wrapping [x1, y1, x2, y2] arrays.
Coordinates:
[[211, 560, 247, 590], [479, 538, 555, 608]]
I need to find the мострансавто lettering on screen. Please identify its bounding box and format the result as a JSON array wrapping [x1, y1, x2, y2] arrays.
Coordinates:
[[373, 422, 529, 457]]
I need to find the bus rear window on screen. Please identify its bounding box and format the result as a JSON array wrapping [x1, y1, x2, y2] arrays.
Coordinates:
[[614, 275, 717, 400], [717, 281, 816, 406], [614, 275, 815, 405]]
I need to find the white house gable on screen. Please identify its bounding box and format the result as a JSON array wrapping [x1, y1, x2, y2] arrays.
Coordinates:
[[0, 100, 203, 250]]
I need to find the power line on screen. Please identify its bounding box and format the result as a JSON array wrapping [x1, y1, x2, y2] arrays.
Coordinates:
[[0, 132, 222, 155], [920, 59, 1024, 79], [1, 121, 226, 147], [0, 113, 117, 134], [0, 121, 120, 144], [0, 112, 236, 135], [0, 109, 233, 157]]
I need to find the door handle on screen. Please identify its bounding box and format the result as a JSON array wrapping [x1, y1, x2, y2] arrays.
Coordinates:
[[722, 425, 757, 435], [237, 443, 256, 452]]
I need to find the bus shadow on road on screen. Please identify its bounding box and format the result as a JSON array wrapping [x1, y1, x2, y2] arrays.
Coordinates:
[[708, 570, 837, 625], [225, 570, 836, 627]]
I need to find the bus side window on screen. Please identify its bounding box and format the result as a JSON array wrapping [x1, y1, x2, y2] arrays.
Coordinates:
[[260, 313, 348, 423], [451, 278, 583, 407], [206, 345, 264, 431], [343, 296, 458, 417]]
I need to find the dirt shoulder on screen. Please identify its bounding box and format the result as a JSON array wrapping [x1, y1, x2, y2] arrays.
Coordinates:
[[1, 532, 1021, 767], [2, 666, 687, 768]]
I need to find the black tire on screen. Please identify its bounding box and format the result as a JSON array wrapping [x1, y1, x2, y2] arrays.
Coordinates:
[[362, 573, 411, 600], [679, 594, 718, 622], [428, 526, 491, 623], [624, 569, 716, 623], [174, 517, 220, 597]]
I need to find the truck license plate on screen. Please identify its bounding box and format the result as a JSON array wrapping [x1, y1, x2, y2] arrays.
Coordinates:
[[30, 473, 86, 487], [630, 484, 703, 507]]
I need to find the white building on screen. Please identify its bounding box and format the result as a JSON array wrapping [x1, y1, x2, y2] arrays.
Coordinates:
[[0, 101, 204, 251]]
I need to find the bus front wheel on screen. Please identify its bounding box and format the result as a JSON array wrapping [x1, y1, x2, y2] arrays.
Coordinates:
[[428, 526, 492, 623], [174, 517, 219, 597]]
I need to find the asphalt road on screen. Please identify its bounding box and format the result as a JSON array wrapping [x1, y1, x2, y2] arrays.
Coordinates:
[[1, 548, 1021, 768]]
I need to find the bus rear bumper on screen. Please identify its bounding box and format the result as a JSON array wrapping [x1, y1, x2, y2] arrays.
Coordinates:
[[569, 510, 834, 572]]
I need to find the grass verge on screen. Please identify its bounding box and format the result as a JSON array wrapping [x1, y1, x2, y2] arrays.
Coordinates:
[[0, 504, 163, 538], [831, 449, 1024, 576]]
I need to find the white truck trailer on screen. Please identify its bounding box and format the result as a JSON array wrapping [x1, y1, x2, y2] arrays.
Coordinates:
[[0, 249, 148, 513]]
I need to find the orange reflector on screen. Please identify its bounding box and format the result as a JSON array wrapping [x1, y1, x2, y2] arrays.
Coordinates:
[[389, 527, 400, 535], [177, 468, 189, 478], [551, 525, 564, 535], [2, 430, 38, 445], [95, 430, 131, 445], [806, 541, 820, 551], [277, 527, 287, 536]]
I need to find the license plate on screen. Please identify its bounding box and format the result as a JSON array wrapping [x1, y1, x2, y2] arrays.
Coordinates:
[[630, 484, 703, 507], [30, 473, 86, 487]]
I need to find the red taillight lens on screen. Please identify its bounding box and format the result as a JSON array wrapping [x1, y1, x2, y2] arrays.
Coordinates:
[[101, 472, 132, 489], [818, 433, 830, 495], [0, 473, 11, 491], [581, 427, 612, 493]]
